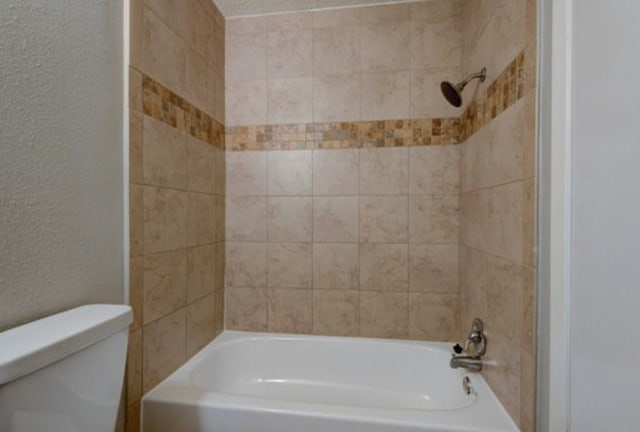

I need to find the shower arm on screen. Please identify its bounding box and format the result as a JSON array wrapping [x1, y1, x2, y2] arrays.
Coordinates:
[[458, 68, 487, 88]]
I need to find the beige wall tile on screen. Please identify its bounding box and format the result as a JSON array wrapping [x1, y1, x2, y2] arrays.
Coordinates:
[[187, 244, 215, 302], [360, 3, 410, 23], [409, 292, 460, 340], [268, 242, 312, 288], [215, 195, 225, 242], [226, 33, 267, 84], [125, 401, 140, 432], [520, 349, 536, 432], [410, 19, 462, 69], [267, 11, 313, 32], [268, 77, 313, 124], [187, 136, 216, 194], [410, 0, 462, 22], [142, 308, 186, 393], [409, 194, 459, 244], [144, 0, 187, 39], [214, 289, 224, 333], [226, 287, 267, 331], [523, 178, 536, 268], [143, 186, 187, 253], [463, 181, 525, 261], [360, 291, 409, 338], [143, 249, 187, 324], [410, 67, 463, 118], [360, 196, 409, 243], [313, 196, 359, 242], [461, 0, 496, 57], [461, 98, 526, 191], [130, 67, 143, 112], [226, 16, 267, 35], [361, 22, 410, 72], [143, 7, 186, 96], [312, 74, 360, 122], [126, 329, 142, 406], [268, 197, 312, 242], [359, 147, 408, 195], [312, 8, 361, 28], [186, 293, 216, 357], [186, 0, 215, 61], [409, 244, 459, 292], [130, 111, 143, 185], [226, 196, 267, 241], [521, 264, 535, 355], [130, 0, 144, 71], [130, 185, 144, 257], [226, 242, 267, 287], [143, 116, 187, 189], [226, 80, 268, 126], [267, 288, 312, 333], [187, 193, 216, 247], [313, 149, 359, 196], [312, 26, 360, 76], [360, 243, 408, 292], [487, 254, 523, 342], [267, 30, 313, 79], [313, 243, 359, 290], [409, 145, 460, 195], [226, 151, 267, 196], [361, 71, 411, 120], [130, 257, 143, 331], [214, 70, 226, 124], [268, 150, 312, 196], [313, 290, 360, 336], [214, 147, 226, 197], [185, 48, 210, 113], [490, 0, 526, 75], [459, 247, 488, 326], [215, 242, 225, 291]]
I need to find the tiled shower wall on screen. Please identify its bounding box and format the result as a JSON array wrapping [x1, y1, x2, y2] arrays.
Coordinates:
[[459, 0, 537, 431], [126, 0, 225, 430], [224, 1, 465, 340]]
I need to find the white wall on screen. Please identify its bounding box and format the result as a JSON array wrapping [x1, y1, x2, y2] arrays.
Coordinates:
[[0, 1, 124, 330], [569, 1, 640, 430]]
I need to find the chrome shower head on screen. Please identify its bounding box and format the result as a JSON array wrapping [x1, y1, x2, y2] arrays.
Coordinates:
[[440, 68, 487, 108]]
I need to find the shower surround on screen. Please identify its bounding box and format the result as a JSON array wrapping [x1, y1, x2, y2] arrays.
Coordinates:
[[126, 0, 226, 430], [125, 1, 537, 432], [223, 1, 536, 431]]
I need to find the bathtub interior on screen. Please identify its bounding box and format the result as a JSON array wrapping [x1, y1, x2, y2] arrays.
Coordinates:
[[189, 335, 477, 411]]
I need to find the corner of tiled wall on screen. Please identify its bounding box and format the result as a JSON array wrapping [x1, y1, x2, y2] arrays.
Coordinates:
[[126, 0, 225, 430], [459, 0, 537, 430]]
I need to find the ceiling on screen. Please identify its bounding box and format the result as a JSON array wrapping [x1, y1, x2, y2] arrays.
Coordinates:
[[212, 0, 416, 17]]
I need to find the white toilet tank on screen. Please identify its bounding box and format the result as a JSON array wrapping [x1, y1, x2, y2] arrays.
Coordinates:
[[0, 304, 132, 432]]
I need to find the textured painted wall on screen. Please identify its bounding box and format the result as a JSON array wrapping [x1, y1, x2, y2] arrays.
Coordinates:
[[0, 1, 124, 330]]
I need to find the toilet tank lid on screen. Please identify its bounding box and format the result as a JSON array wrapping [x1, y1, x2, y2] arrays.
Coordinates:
[[0, 304, 132, 386]]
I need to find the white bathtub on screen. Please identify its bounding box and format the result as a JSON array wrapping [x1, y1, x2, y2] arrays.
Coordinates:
[[142, 332, 519, 432]]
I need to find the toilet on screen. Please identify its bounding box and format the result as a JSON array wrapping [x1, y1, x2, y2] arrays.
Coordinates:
[[0, 304, 132, 432]]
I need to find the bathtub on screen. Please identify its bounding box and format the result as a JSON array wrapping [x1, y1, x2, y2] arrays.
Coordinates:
[[142, 332, 519, 432]]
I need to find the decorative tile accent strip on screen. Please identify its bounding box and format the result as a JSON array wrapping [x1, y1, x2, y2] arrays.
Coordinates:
[[225, 118, 461, 151], [461, 50, 526, 141], [140, 73, 224, 149]]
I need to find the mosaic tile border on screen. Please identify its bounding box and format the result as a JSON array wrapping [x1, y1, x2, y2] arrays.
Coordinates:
[[140, 73, 225, 150], [461, 50, 526, 141], [225, 50, 527, 151], [225, 118, 461, 151], [136, 50, 526, 153]]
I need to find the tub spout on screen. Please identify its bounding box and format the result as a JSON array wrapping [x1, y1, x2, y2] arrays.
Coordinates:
[[450, 355, 483, 372]]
